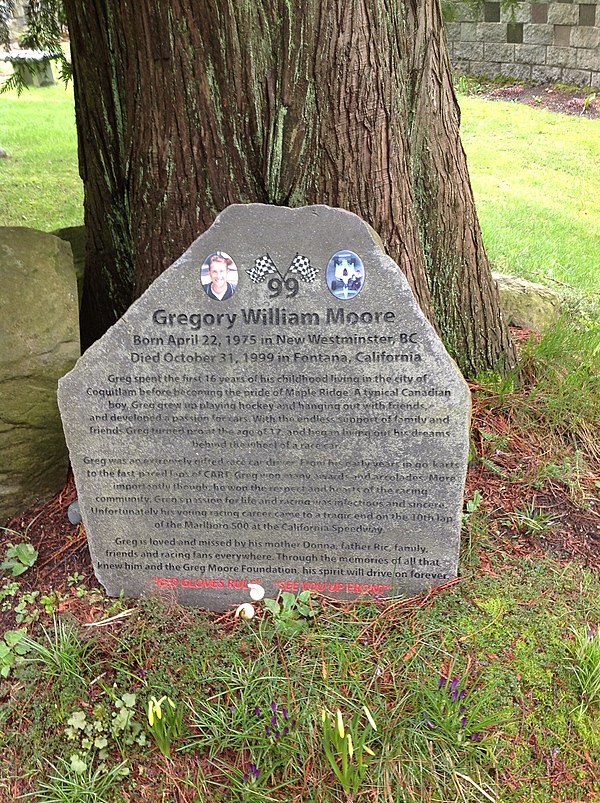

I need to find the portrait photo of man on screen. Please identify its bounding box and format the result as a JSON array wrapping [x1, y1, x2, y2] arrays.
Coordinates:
[[202, 252, 238, 301]]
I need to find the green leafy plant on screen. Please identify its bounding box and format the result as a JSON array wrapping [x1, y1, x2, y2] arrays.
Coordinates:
[[465, 490, 482, 516], [420, 674, 505, 752], [67, 572, 91, 599], [263, 590, 315, 634], [21, 616, 91, 683], [0, 628, 29, 677], [567, 626, 600, 716], [0, 580, 20, 609], [183, 657, 302, 794], [1, 542, 38, 576], [461, 490, 490, 565], [582, 92, 597, 114], [321, 706, 378, 797], [147, 694, 183, 757], [506, 498, 556, 536], [65, 692, 146, 766], [27, 756, 129, 803], [13, 590, 41, 624]]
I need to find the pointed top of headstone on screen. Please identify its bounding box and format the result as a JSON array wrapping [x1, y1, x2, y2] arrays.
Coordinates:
[[59, 205, 470, 610]]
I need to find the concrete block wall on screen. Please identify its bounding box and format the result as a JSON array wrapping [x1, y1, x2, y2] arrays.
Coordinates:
[[446, 1, 600, 86]]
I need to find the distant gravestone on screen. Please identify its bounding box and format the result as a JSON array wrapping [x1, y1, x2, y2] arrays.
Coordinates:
[[58, 205, 470, 610]]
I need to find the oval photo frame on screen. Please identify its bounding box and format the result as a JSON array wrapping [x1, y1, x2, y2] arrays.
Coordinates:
[[326, 250, 365, 300]]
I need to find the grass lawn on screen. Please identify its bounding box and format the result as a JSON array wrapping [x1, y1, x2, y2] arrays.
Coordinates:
[[1, 83, 599, 301], [459, 96, 600, 296], [0, 83, 83, 230]]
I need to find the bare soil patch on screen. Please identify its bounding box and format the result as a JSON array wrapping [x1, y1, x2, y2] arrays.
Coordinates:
[[481, 82, 600, 119]]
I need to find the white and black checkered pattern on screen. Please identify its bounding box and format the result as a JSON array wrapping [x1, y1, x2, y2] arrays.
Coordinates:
[[288, 253, 318, 283], [246, 254, 278, 284]]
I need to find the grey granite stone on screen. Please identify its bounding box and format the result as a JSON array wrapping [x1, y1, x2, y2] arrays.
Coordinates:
[[577, 48, 600, 71], [500, 62, 534, 79], [446, 22, 462, 40], [460, 22, 480, 41], [532, 64, 564, 81], [563, 67, 593, 83], [478, 21, 514, 41], [1, 227, 79, 523], [546, 44, 579, 66], [571, 27, 600, 48], [68, 500, 82, 524], [454, 41, 485, 60], [523, 23, 554, 45], [548, 3, 579, 23], [58, 205, 471, 611], [52, 226, 86, 308], [514, 44, 549, 63], [484, 42, 516, 61], [470, 61, 499, 77], [493, 273, 561, 331]]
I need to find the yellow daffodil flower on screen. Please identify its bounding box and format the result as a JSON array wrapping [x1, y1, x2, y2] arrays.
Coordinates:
[[336, 709, 345, 739], [363, 705, 377, 731]]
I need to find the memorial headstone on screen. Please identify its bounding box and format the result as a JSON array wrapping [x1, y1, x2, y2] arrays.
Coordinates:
[[58, 205, 471, 611]]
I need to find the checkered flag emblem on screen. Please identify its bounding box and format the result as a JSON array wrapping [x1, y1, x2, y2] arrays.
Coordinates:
[[246, 254, 278, 284], [288, 254, 318, 283]]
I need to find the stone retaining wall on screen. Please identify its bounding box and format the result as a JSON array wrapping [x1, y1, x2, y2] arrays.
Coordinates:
[[446, 1, 600, 86], [6, 1, 27, 41]]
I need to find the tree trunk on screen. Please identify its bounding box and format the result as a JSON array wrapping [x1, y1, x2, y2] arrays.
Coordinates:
[[64, 0, 515, 376]]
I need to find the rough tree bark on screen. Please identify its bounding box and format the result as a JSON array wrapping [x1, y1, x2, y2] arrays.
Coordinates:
[[64, 0, 515, 376]]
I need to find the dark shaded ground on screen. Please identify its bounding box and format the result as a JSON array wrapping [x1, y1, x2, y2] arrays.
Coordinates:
[[480, 81, 600, 119]]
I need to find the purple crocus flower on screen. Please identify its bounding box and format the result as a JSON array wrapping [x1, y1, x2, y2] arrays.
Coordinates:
[[438, 676, 447, 689], [282, 706, 289, 720], [271, 715, 277, 727], [254, 706, 261, 716], [449, 677, 459, 693], [461, 716, 467, 728], [271, 701, 277, 713]]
